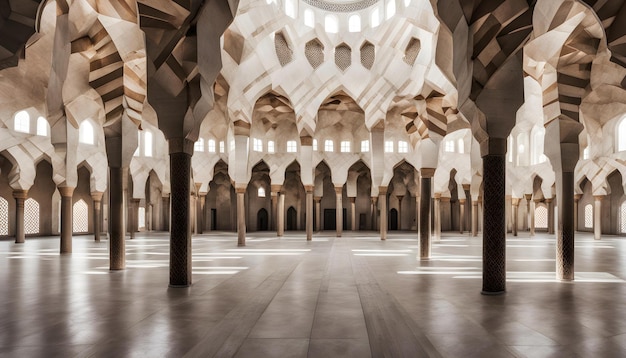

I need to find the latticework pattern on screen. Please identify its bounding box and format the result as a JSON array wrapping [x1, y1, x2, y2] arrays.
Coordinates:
[[24, 198, 39, 235], [584, 204, 593, 228], [403, 38, 420, 66], [138, 206, 146, 229], [534, 205, 548, 229], [73, 199, 89, 233], [360, 42, 375, 69], [305, 39, 324, 69], [335, 44, 351, 71], [0, 197, 8, 235], [275, 32, 293, 67], [621, 202, 626, 233]]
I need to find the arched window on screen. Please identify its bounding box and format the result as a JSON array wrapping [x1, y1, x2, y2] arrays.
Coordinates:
[[0, 197, 8, 235], [386, 0, 396, 19], [531, 127, 545, 165], [144, 131, 153, 157], [457, 138, 464, 154], [258, 187, 266, 198], [584, 204, 593, 229], [371, 8, 380, 27], [349, 15, 361, 32], [253, 138, 263, 152], [516, 132, 528, 166], [36, 117, 48, 136], [219, 141, 225, 153], [361, 140, 369, 152], [618, 116, 626, 152], [444, 140, 455, 153], [384, 141, 393, 153], [73, 199, 89, 233], [398, 141, 408, 153], [79, 120, 95, 145], [312, 139, 318, 151], [24, 198, 40, 234], [341, 141, 351, 153], [194, 138, 204, 152], [138, 206, 145, 229], [325, 15, 338, 33], [507, 135, 513, 163], [620, 201, 626, 233], [404, 0, 411, 6], [325, 140, 334, 152], [534, 205, 548, 229], [304, 9, 315, 27], [287, 140, 297, 153], [285, 0, 296, 18], [14, 110, 30, 133], [208, 139, 216, 153], [268, 140, 275, 153]]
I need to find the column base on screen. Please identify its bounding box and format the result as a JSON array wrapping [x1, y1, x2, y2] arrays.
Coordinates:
[[481, 290, 506, 296], [169, 284, 191, 288], [238, 243, 246, 247]]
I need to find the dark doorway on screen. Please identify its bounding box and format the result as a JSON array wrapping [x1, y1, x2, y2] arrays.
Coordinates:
[[323, 208, 348, 230], [359, 213, 366, 230], [211, 209, 216, 230], [287, 207, 297, 230], [257, 208, 268, 231], [389, 208, 398, 230]]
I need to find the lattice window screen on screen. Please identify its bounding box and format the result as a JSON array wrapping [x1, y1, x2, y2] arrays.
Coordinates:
[[0, 197, 8, 235], [274, 32, 293, 66], [584, 204, 593, 229], [403, 38, 421, 66], [534, 205, 547, 229], [335, 44, 351, 71], [360, 42, 375, 69], [306, 39, 324, 69], [138, 206, 146, 229], [24, 198, 39, 234], [73, 199, 88, 233]]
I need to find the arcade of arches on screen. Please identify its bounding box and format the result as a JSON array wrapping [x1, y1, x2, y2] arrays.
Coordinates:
[[2, 0, 626, 355]]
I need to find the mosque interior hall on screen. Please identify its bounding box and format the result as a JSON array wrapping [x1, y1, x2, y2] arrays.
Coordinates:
[[1, 0, 626, 356]]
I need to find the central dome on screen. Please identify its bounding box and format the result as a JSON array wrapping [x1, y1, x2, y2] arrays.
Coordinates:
[[300, 0, 380, 12]]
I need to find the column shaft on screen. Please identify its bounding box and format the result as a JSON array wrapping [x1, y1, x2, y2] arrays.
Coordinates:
[[162, 195, 170, 232], [547, 199, 555, 235], [237, 189, 246, 246], [350, 197, 356, 231], [315, 197, 321, 232], [433, 196, 441, 241], [91, 192, 103, 242], [277, 192, 284, 237], [335, 186, 343, 237], [371, 197, 378, 231], [557, 172, 575, 281], [459, 199, 465, 234], [109, 168, 126, 270], [130, 198, 140, 239], [420, 177, 431, 259], [530, 201, 536, 236], [13, 190, 28, 244], [482, 154, 506, 295], [198, 195, 205, 234], [512, 199, 519, 237], [594, 196, 603, 241], [169, 152, 192, 287], [306, 188, 313, 240], [379, 187, 387, 240], [472, 201, 478, 237], [397, 196, 403, 230], [59, 187, 75, 254]]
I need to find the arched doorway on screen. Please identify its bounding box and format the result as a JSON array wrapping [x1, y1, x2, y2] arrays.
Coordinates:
[[389, 208, 398, 230], [286, 207, 297, 230], [257, 208, 269, 231]]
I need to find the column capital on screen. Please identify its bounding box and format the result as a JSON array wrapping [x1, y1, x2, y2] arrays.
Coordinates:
[[524, 194, 532, 201], [235, 187, 246, 194], [12, 189, 28, 200], [593, 195, 605, 201], [574, 194, 582, 202], [440, 197, 450, 203], [58, 186, 75, 197], [168, 138, 195, 155], [314, 196, 322, 202], [371, 196, 378, 203], [545, 198, 553, 203], [421, 168, 436, 178], [304, 185, 314, 193], [130, 198, 141, 204], [472, 200, 479, 205], [334, 186, 343, 195], [300, 135, 313, 146], [459, 199, 466, 204], [233, 120, 251, 136], [462, 184, 471, 191], [434, 193, 441, 199], [271, 184, 282, 193], [90, 191, 104, 202], [349, 197, 356, 204], [512, 197, 520, 206], [378, 186, 388, 194], [396, 195, 404, 201]]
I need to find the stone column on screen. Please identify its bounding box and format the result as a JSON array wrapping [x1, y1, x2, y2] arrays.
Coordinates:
[[556, 171, 575, 281], [459, 199, 466, 234], [162, 194, 170, 232], [574, 194, 581, 232], [531, 200, 539, 237], [130, 198, 140, 239], [482, 145, 507, 295], [349, 197, 356, 231], [415, 195, 420, 234], [13, 190, 28, 244], [59, 186, 75, 254], [271, 185, 280, 232], [420, 170, 433, 259], [594, 195, 603, 240], [91, 192, 104, 242], [512, 198, 519, 236], [335, 186, 343, 237], [462, 184, 471, 234], [236, 187, 246, 246], [314, 196, 321, 232], [505, 195, 512, 233], [305, 186, 313, 240], [546, 198, 554, 235], [194, 183, 202, 235], [109, 168, 126, 270], [371, 196, 378, 231], [525, 194, 532, 232], [169, 144, 193, 287], [397, 195, 404, 230], [379, 186, 387, 240], [198, 192, 206, 234], [433, 194, 441, 242], [472, 200, 478, 237], [277, 190, 285, 237]]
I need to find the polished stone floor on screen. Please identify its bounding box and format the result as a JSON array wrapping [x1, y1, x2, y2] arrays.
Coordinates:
[[1, 230, 626, 357]]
